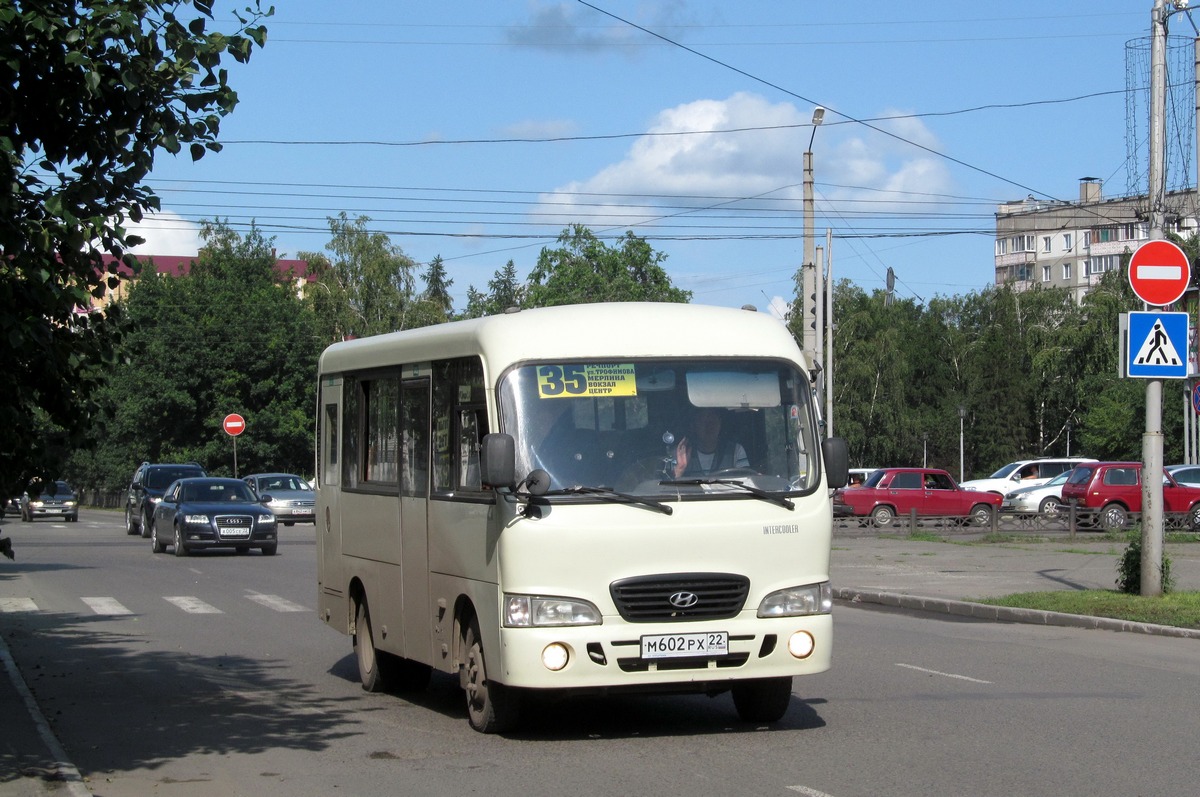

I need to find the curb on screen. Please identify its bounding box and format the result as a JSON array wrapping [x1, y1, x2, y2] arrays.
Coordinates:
[[834, 587, 1200, 640]]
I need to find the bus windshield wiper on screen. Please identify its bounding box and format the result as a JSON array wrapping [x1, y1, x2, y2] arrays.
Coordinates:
[[660, 478, 795, 510], [546, 485, 673, 515]]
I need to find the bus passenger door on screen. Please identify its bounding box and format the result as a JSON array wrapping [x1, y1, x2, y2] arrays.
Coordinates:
[[317, 378, 344, 625], [400, 376, 432, 663]]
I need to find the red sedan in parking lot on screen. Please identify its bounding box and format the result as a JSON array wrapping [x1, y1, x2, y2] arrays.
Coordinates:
[[832, 467, 1002, 528]]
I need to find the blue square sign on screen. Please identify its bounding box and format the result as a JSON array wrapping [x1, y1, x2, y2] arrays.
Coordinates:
[[1125, 311, 1190, 378]]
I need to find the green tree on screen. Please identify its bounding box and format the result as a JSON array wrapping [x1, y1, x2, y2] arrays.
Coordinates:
[[463, 260, 526, 319], [70, 222, 320, 491], [526, 225, 691, 307], [300, 213, 416, 340], [409, 255, 454, 328], [0, 0, 270, 494]]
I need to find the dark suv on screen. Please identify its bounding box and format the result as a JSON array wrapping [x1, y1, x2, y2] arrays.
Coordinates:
[[125, 462, 206, 537]]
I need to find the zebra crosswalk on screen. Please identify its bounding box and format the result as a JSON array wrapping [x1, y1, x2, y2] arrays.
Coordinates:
[[0, 592, 309, 616]]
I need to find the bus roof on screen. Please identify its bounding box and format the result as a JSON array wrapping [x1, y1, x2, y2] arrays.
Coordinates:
[[318, 303, 807, 377]]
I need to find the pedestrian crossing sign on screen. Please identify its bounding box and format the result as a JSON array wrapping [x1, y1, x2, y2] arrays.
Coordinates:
[[1123, 311, 1190, 379]]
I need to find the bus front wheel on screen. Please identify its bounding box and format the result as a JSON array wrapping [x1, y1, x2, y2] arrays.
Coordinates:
[[731, 676, 793, 723], [463, 618, 520, 734], [355, 599, 389, 692]]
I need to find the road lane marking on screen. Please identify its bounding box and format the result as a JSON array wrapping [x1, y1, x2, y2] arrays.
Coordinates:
[[245, 592, 307, 612], [896, 662, 992, 684], [164, 596, 223, 614], [0, 598, 38, 613], [81, 597, 133, 616], [787, 786, 840, 797]]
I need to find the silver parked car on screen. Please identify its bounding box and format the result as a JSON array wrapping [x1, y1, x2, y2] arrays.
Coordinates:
[[1000, 468, 1075, 517], [243, 473, 315, 526], [1166, 464, 1200, 487]]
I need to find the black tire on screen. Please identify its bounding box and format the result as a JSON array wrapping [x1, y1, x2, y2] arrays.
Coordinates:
[[140, 510, 152, 538], [1100, 503, 1128, 530], [172, 523, 189, 557], [870, 505, 895, 528], [260, 543, 277, 556], [124, 507, 137, 535], [969, 504, 994, 527], [731, 677, 793, 723], [354, 599, 388, 693], [150, 523, 166, 554], [463, 618, 519, 733]]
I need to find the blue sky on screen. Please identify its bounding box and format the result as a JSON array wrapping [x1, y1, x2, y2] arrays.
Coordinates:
[[132, 1, 1171, 316]]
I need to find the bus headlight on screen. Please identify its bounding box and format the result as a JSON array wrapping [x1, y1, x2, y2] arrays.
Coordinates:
[[757, 582, 832, 617], [504, 595, 602, 627]]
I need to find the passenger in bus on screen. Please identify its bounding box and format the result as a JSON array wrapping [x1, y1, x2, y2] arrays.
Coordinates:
[[672, 407, 750, 477]]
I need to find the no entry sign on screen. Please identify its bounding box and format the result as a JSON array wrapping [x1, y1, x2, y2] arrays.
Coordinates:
[[223, 413, 246, 436], [1128, 239, 1191, 306]]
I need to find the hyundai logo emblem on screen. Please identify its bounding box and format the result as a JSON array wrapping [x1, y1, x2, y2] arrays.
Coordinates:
[[668, 591, 699, 609]]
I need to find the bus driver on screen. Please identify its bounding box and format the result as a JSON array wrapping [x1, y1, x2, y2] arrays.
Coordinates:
[[672, 406, 750, 478]]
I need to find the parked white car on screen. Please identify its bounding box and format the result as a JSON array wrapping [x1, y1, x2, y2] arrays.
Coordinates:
[[961, 457, 1095, 495], [1000, 468, 1076, 517]]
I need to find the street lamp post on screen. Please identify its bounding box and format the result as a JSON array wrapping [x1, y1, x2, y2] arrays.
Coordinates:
[[1066, 419, 1073, 457], [802, 107, 825, 367], [958, 405, 966, 482]]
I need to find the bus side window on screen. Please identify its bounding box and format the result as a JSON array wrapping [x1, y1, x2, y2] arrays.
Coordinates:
[[322, 402, 339, 487], [459, 408, 483, 491], [432, 355, 489, 495]]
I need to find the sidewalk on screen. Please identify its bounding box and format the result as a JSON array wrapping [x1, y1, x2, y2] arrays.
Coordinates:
[[830, 532, 1200, 639]]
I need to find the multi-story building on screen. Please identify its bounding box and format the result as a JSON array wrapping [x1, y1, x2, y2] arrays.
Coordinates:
[[994, 178, 1197, 303]]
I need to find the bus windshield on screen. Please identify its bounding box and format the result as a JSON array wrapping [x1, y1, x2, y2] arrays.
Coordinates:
[[498, 359, 821, 498]]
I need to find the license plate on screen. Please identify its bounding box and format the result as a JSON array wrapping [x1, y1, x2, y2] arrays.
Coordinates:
[[218, 527, 251, 539], [291, 508, 309, 515], [641, 632, 728, 659]]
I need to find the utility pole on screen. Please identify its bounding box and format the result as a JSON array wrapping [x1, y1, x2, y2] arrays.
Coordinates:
[[1142, 0, 1169, 597], [801, 108, 824, 370], [825, 227, 834, 439]]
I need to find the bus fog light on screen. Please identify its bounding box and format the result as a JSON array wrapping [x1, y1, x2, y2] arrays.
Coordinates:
[[542, 643, 570, 671], [788, 631, 815, 659]]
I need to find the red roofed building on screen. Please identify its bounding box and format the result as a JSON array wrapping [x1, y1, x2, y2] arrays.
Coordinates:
[[92, 252, 314, 310]]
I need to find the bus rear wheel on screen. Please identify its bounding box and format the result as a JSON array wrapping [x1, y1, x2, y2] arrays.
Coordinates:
[[463, 618, 520, 733]]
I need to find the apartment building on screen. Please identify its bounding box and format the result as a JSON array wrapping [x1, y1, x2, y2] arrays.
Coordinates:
[[994, 178, 1198, 303]]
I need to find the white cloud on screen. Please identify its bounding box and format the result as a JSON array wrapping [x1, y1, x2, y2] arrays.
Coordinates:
[[125, 210, 204, 255], [533, 94, 954, 231], [508, 1, 694, 53]]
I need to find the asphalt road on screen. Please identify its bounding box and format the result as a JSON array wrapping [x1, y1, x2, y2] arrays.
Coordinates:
[[2, 510, 1199, 797]]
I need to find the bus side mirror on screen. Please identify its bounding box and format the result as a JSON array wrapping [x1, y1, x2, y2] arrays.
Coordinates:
[[480, 433, 516, 489], [822, 436, 849, 488]]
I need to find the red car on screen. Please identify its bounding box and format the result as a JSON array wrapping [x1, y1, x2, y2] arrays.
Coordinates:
[[1060, 461, 1200, 529], [832, 467, 1002, 528]]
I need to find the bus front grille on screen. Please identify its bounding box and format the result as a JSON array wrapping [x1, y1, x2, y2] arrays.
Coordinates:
[[610, 573, 750, 622]]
